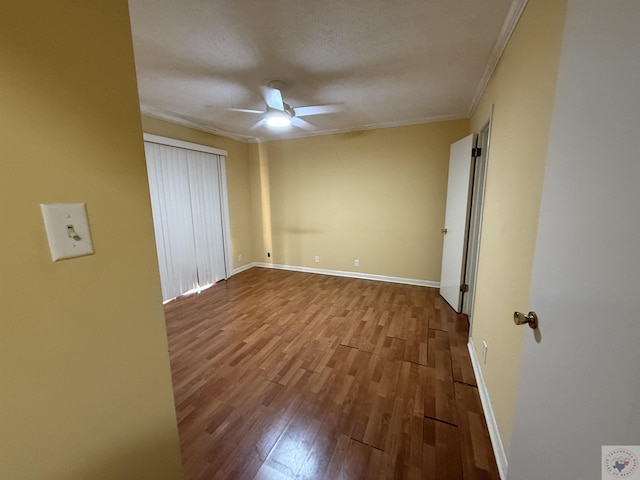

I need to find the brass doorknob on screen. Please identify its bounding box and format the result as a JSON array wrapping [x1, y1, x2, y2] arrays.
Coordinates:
[[513, 311, 538, 329]]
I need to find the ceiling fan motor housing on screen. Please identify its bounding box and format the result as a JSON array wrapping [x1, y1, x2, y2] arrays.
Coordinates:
[[283, 103, 295, 117]]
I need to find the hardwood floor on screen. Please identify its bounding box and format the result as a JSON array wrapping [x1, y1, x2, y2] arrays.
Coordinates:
[[164, 267, 499, 480]]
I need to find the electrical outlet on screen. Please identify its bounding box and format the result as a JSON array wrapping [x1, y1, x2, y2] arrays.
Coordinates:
[[354, 259, 360, 267], [482, 341, 488, 364], [238, 254, 242, 262], [314, 255, 320, 263]]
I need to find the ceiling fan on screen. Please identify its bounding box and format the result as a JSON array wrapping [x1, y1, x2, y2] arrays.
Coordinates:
[[227, 82, 343, 131]]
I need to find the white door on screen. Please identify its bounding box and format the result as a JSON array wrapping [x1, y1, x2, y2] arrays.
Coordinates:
[[440, 134, 474, 312], [508, 2, 640, 478]]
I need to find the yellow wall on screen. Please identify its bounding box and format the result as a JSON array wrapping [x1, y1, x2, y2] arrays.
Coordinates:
[[250, 120, 469, 281], [469, 0, 567, 455], [141, 116, 254, 271], [0, 3, 183, 479]]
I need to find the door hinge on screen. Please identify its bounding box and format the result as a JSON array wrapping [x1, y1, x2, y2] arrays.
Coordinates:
[[472, 147, 482, 157], [460, 284, 469, 293]]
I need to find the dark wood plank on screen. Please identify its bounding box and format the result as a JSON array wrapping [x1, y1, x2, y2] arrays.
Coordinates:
[[423, 329, 458, 426], [423, 417, 464, 480], [455, 382, 501, 480], [163, 267, 499, 480]]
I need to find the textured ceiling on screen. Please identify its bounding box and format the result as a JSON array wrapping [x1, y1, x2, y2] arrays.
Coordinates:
[[129, 0, 524, 142]]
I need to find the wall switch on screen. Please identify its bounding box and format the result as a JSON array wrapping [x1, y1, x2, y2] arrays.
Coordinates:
[[41, 203, 94, 261], [314, 255, 320, 263], [482, 341, 488, 364], [354, 259, 360, 267]]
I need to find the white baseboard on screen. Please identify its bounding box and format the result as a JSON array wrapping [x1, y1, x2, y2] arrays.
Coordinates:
[[468, 338, 508, 479], [232, 262, 439, 288], [231, 262, 255, 276]]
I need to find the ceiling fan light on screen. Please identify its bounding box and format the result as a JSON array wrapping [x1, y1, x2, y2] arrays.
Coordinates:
[[265, 111, 291, 127]]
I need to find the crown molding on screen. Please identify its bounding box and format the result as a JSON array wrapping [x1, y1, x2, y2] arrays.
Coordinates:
[[141, 106, 468, 145], [140, 107, 254, 143], [248, 112, 469, 143], [468, 0, 529, 116]]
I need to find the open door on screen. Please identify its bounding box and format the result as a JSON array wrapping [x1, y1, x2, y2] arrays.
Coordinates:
[[508, 3, 640, 478], [439, 134, 474, 312]]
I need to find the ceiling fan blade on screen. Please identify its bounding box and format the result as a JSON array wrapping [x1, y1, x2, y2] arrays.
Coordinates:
[[291, 117, 315, 131], [225, 107, 264, 114], [251, 118, 268, 130], [293, 103, 344, 117], [259, 86, 284, 111]]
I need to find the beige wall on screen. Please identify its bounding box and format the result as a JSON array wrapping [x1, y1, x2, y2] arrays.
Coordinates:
[[141, 117, 254, 270], [469, 0, 567, 455], [0, 3, 182, 479], [250, 120, 469, 281]]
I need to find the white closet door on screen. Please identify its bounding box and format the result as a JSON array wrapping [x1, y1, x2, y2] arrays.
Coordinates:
[[187, 150, 227, 285], [440, 134, 474, 312], [145, 139, 229, 302], [145, 143, 198, 300]]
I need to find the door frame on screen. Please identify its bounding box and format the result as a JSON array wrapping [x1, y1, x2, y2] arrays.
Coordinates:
[[461, 114, 492, 332]]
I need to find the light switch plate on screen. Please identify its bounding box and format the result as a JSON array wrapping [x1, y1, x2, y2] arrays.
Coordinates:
[[40, 203, 94, 261]]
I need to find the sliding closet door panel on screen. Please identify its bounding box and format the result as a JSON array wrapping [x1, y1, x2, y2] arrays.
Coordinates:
[[218, 157, 233, 280], [145, 143, 198, 300], [145, 145, 170, 298], [145, 139, 231, 302], [187, 151, 226, 285]]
